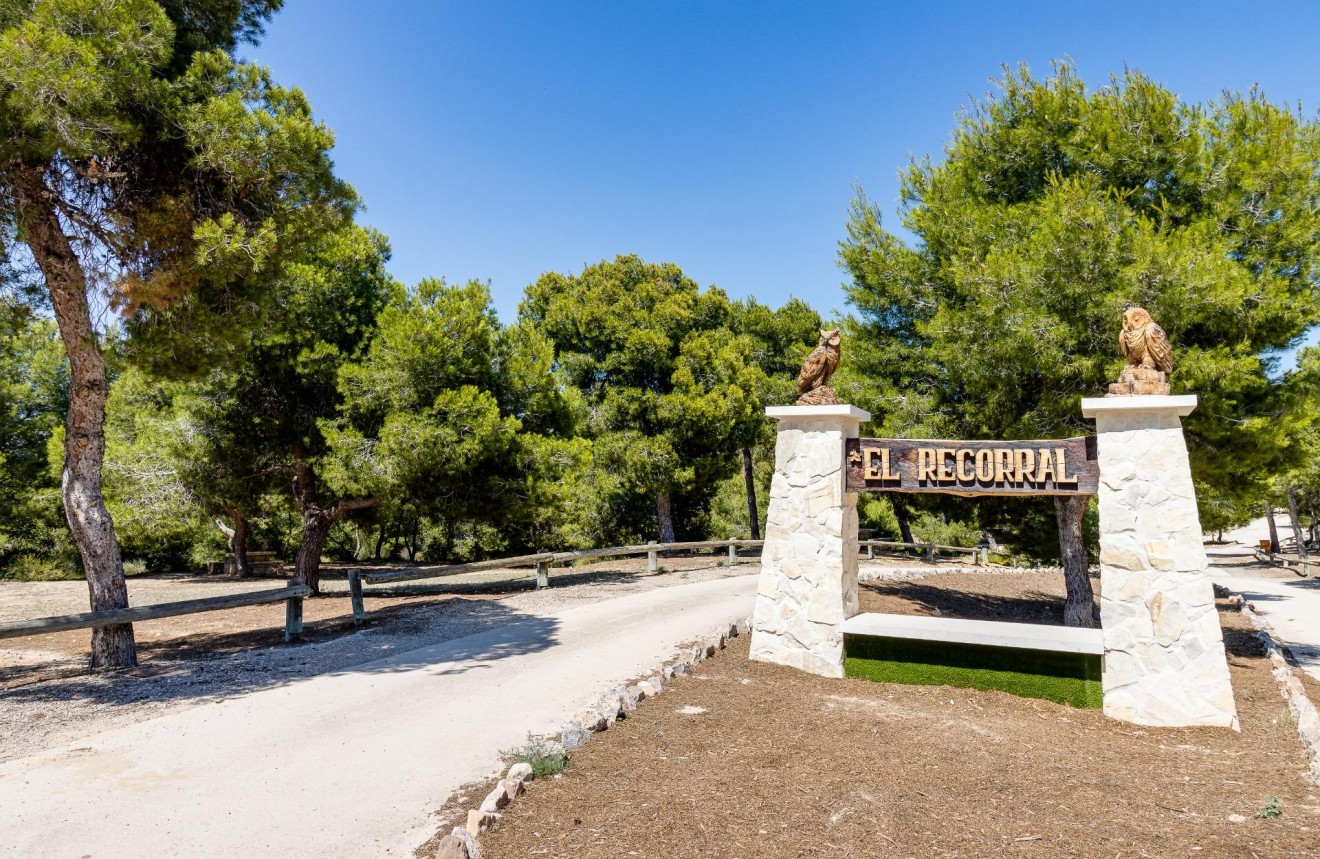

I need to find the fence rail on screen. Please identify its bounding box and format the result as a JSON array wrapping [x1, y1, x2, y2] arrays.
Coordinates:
[[860, 539, 983, 564], [363, 539, 767, 586], [1252, 547, 1317, 577], [2, 537, 986, 646], [0, 582, 311, 643]]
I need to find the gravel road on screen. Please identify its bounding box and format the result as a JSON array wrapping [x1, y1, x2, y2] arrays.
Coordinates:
[[0, 560, 751, 762]]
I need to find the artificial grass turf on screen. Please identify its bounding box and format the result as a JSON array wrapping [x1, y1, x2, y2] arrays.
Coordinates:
[[844, 634, 1103, 708]]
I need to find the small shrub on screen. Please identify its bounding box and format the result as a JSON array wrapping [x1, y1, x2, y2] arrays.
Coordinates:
[[1273, 708, 1298, 729], [123, 559, 148, 577], [1257, 795, 1284, 819], [4, 553, 81, 581], [503, 733, 569, 778]]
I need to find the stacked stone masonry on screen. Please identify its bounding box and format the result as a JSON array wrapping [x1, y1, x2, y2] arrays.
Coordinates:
[[750, 407, 868, 677], [1085, 397, 1239, 729]]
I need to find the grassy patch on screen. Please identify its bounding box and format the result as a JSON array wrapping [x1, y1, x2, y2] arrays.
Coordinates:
[[502, 734, 569, 778], [844, 634, 1102, 708]]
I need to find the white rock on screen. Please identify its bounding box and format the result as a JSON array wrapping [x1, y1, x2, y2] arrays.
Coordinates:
[[466, 809, 500, 836], [435, 826, 482, 859], [580, 707, 609, 733], [560, 721, 588, 750], [479, 782, 511, 813], [1228, 814, 1247, 824], [507, 762, 534, 783]]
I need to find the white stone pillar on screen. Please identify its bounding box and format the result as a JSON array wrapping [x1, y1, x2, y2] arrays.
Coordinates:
[[1081, 395, 1239, 730], [750, 405, 870, 678]]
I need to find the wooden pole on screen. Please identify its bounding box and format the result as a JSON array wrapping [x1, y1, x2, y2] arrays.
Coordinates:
[[285, 582, 304, 643], [728, 541, 738, 565], [647, 541, 658, 573], [536, 560, 549, 589], [866, 542, 874, 560], [347, 568, 365, 625], [926, 544, 935, 563]]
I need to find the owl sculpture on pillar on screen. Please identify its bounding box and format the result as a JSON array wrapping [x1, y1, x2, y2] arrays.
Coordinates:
[[1109, 307, 1173, 396], [795, 329, 843, 406]]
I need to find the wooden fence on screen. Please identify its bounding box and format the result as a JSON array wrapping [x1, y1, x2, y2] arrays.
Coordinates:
[[0, 582, 312, 643], [1252, 547, 1317, 577], [0, 538, 982, 646]]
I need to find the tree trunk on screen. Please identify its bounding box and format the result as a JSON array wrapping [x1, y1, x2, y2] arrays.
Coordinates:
[[1287, 487, 1308, 560], [741, 447, 760, 540], [295, 508, 335, 595], [657, 491, 676, 544], [1054, 495, 1095, 628], [12, 162, 135, 669], [374, 522, 387, 560], [212, 508, 250, 577], [292, 457, 377, 594], [891, 495, 915, 552], [1310, 506, 1319, 548], [1265, 501, 1281, 554], [390, 512, 403, 558]]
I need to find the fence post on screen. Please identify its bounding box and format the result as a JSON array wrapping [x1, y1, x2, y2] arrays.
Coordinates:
[[866, 542, 874, 560], [647, 540, 658, 573], [284, 581, 304, 642], [968, 550, 978, 566], [347, 568, 365, 625], [728, 541, 738, 565], [536, 560, 550, 589], [925, 543, 935, 563]]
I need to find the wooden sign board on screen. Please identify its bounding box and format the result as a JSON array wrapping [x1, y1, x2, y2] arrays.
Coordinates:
[[845, 437, 1098, 496]]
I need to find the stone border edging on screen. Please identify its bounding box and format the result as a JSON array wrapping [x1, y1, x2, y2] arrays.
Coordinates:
[[435, 616, 754, 857], [1228, 590, 1320, 784]]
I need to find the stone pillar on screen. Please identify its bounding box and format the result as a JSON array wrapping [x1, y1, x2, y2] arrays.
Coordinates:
[[1081, 395, 1238, 730], [750, 405, 870, 678]]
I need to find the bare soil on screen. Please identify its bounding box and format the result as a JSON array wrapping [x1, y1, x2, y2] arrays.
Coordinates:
[[478, 572, 1320, 859]]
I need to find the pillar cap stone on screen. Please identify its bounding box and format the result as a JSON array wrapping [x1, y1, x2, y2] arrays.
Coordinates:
[[1081, 394, 1196, 419], [765, 404, 871, 422]]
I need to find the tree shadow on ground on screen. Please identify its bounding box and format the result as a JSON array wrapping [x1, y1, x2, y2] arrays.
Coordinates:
[[0, 597, 560, 708], [860, 580, 1099, 627], [1220, 619, 1268, 665]]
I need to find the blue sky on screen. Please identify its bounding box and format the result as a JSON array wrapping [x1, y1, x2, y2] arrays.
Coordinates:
[[251, 1, 1320, 330]]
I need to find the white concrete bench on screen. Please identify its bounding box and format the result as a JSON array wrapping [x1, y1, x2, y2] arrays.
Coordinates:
[[841, 612, 1104, 655]]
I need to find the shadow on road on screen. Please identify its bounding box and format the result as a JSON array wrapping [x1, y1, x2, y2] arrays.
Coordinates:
[[0, 597, 561, 709]]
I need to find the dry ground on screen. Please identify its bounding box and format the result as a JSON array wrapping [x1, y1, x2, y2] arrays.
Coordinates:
[[478, 572, 1320, 859]]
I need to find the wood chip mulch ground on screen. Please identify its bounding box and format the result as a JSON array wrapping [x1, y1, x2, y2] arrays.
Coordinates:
[[478, 572, 1320, 858]]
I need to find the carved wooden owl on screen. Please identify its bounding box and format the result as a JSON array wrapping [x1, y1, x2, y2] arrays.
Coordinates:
[[796, 329, 842, 396], [1120, 307, 1173, 374]]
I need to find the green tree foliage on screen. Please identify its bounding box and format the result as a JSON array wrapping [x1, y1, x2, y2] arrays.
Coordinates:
[[715, 297, 824, 539], [522, 255, 769, 542], [841, 63, 1320, 622], [0, 0, 354, 666], [173, 225, 394, 592], [332, 278, 570, 559], [102, 367, 214, 571], [0, 303, 67, 574]]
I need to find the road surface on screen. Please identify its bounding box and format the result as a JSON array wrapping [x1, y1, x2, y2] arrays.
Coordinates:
[[0, 574, 757, 858]]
